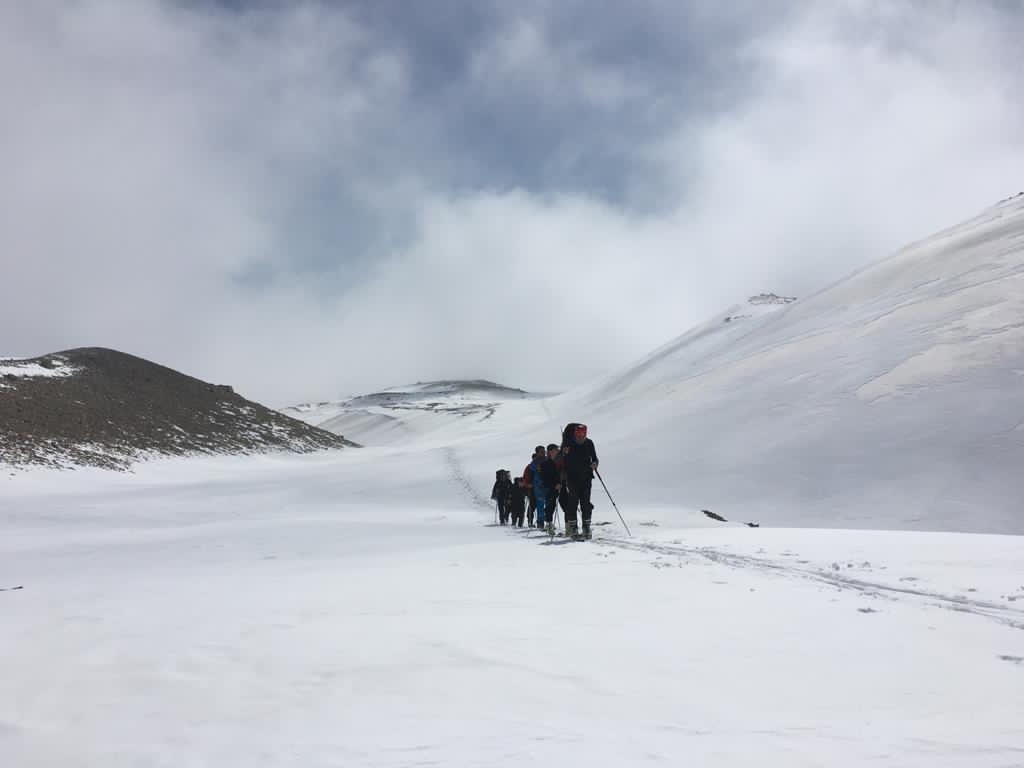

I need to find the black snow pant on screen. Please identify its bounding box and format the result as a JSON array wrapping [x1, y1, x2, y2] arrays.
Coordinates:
[[511, 503, 525, 527], [558, 487, 571, 515], [527, 488, 536, 526], [498, 497, 510, 525], [546, 490, 558, 523], [565, 478, 594, 531]]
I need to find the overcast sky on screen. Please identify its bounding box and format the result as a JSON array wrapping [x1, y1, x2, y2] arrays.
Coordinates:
[[3, 0, 1024, 404]]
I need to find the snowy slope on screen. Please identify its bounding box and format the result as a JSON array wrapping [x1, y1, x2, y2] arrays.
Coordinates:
[[3, 450, 1023, 768], [462, 196, 1024, 534], [284, 196, 1024, 534]]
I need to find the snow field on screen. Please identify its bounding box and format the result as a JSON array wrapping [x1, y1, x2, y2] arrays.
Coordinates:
[[2, 448, 1022, 767]]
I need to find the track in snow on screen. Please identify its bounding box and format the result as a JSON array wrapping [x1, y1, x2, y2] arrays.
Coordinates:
[[594, 535, 1024, 631], [443, 446, 493, 510], [443, 444, 1024, 629]]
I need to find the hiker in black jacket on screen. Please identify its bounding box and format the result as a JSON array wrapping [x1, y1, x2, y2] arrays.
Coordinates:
[[508, 476, 528, 527], [561, 423, 599, 539], [546, 443, 567, 528], [491, 470, 513, 525]]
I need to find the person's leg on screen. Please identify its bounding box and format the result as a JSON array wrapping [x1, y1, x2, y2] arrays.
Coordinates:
[[579, 480, 594, 538], [563, 485, 579, 536], [535, 490, 547, 527], [527, 489, 536, 527], [565, 490, 576, 534]]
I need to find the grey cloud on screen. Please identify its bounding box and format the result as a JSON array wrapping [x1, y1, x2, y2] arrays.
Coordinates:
[[2, 0, 1024, 404]]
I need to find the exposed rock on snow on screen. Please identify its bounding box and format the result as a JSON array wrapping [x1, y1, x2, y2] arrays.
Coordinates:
[[0, 348, 356, 470], [748, 292, 797, 305]]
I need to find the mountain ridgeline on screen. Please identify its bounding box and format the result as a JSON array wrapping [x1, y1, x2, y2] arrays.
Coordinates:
[[0, 348, 356, 470]]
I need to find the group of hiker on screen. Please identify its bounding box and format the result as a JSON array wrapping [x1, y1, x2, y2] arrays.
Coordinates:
[[490, 422, 599, 540]]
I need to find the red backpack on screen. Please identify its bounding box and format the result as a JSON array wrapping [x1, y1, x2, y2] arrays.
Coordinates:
[[561, 422, 586, 449]]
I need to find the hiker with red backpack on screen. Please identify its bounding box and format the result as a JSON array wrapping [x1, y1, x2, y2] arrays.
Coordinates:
[[561, 423, 599, 539]]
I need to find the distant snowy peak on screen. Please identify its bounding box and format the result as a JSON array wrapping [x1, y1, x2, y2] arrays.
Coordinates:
[[282, 379, 538, 444], [348, 380, 529, 408], [380, 380, 529, 396], [280, 401, 349, 425]]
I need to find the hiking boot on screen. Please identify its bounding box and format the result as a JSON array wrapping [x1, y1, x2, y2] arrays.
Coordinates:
[[582, 524, 592, 540], [565, 521, 578, 539], [545, 521, 555, 535]]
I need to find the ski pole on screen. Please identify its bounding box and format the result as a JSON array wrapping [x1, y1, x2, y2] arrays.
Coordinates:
[[594, 468, 631, 537]]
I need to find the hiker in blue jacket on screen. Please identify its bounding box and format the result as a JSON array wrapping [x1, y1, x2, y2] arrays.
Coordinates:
[[529, 444, 560, 533]]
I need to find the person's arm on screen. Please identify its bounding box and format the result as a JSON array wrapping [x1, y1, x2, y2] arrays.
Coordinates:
[[589, 440, 599, 469]]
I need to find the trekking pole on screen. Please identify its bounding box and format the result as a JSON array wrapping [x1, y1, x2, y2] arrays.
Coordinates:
[[594, 468, 631, 537]]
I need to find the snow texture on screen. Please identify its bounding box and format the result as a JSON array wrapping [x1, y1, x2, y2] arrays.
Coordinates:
[[0, 356, 78, 384], [2, 449, 1022, 767]]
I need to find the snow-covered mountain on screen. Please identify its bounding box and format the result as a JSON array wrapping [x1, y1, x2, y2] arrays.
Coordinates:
[[304, 194, 1024, 533], [448, 195, 1024, 534], [282, 380, 540, 446]]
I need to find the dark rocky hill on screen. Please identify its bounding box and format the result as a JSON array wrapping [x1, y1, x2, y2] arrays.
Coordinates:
[[0, 348, 357, 470]]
